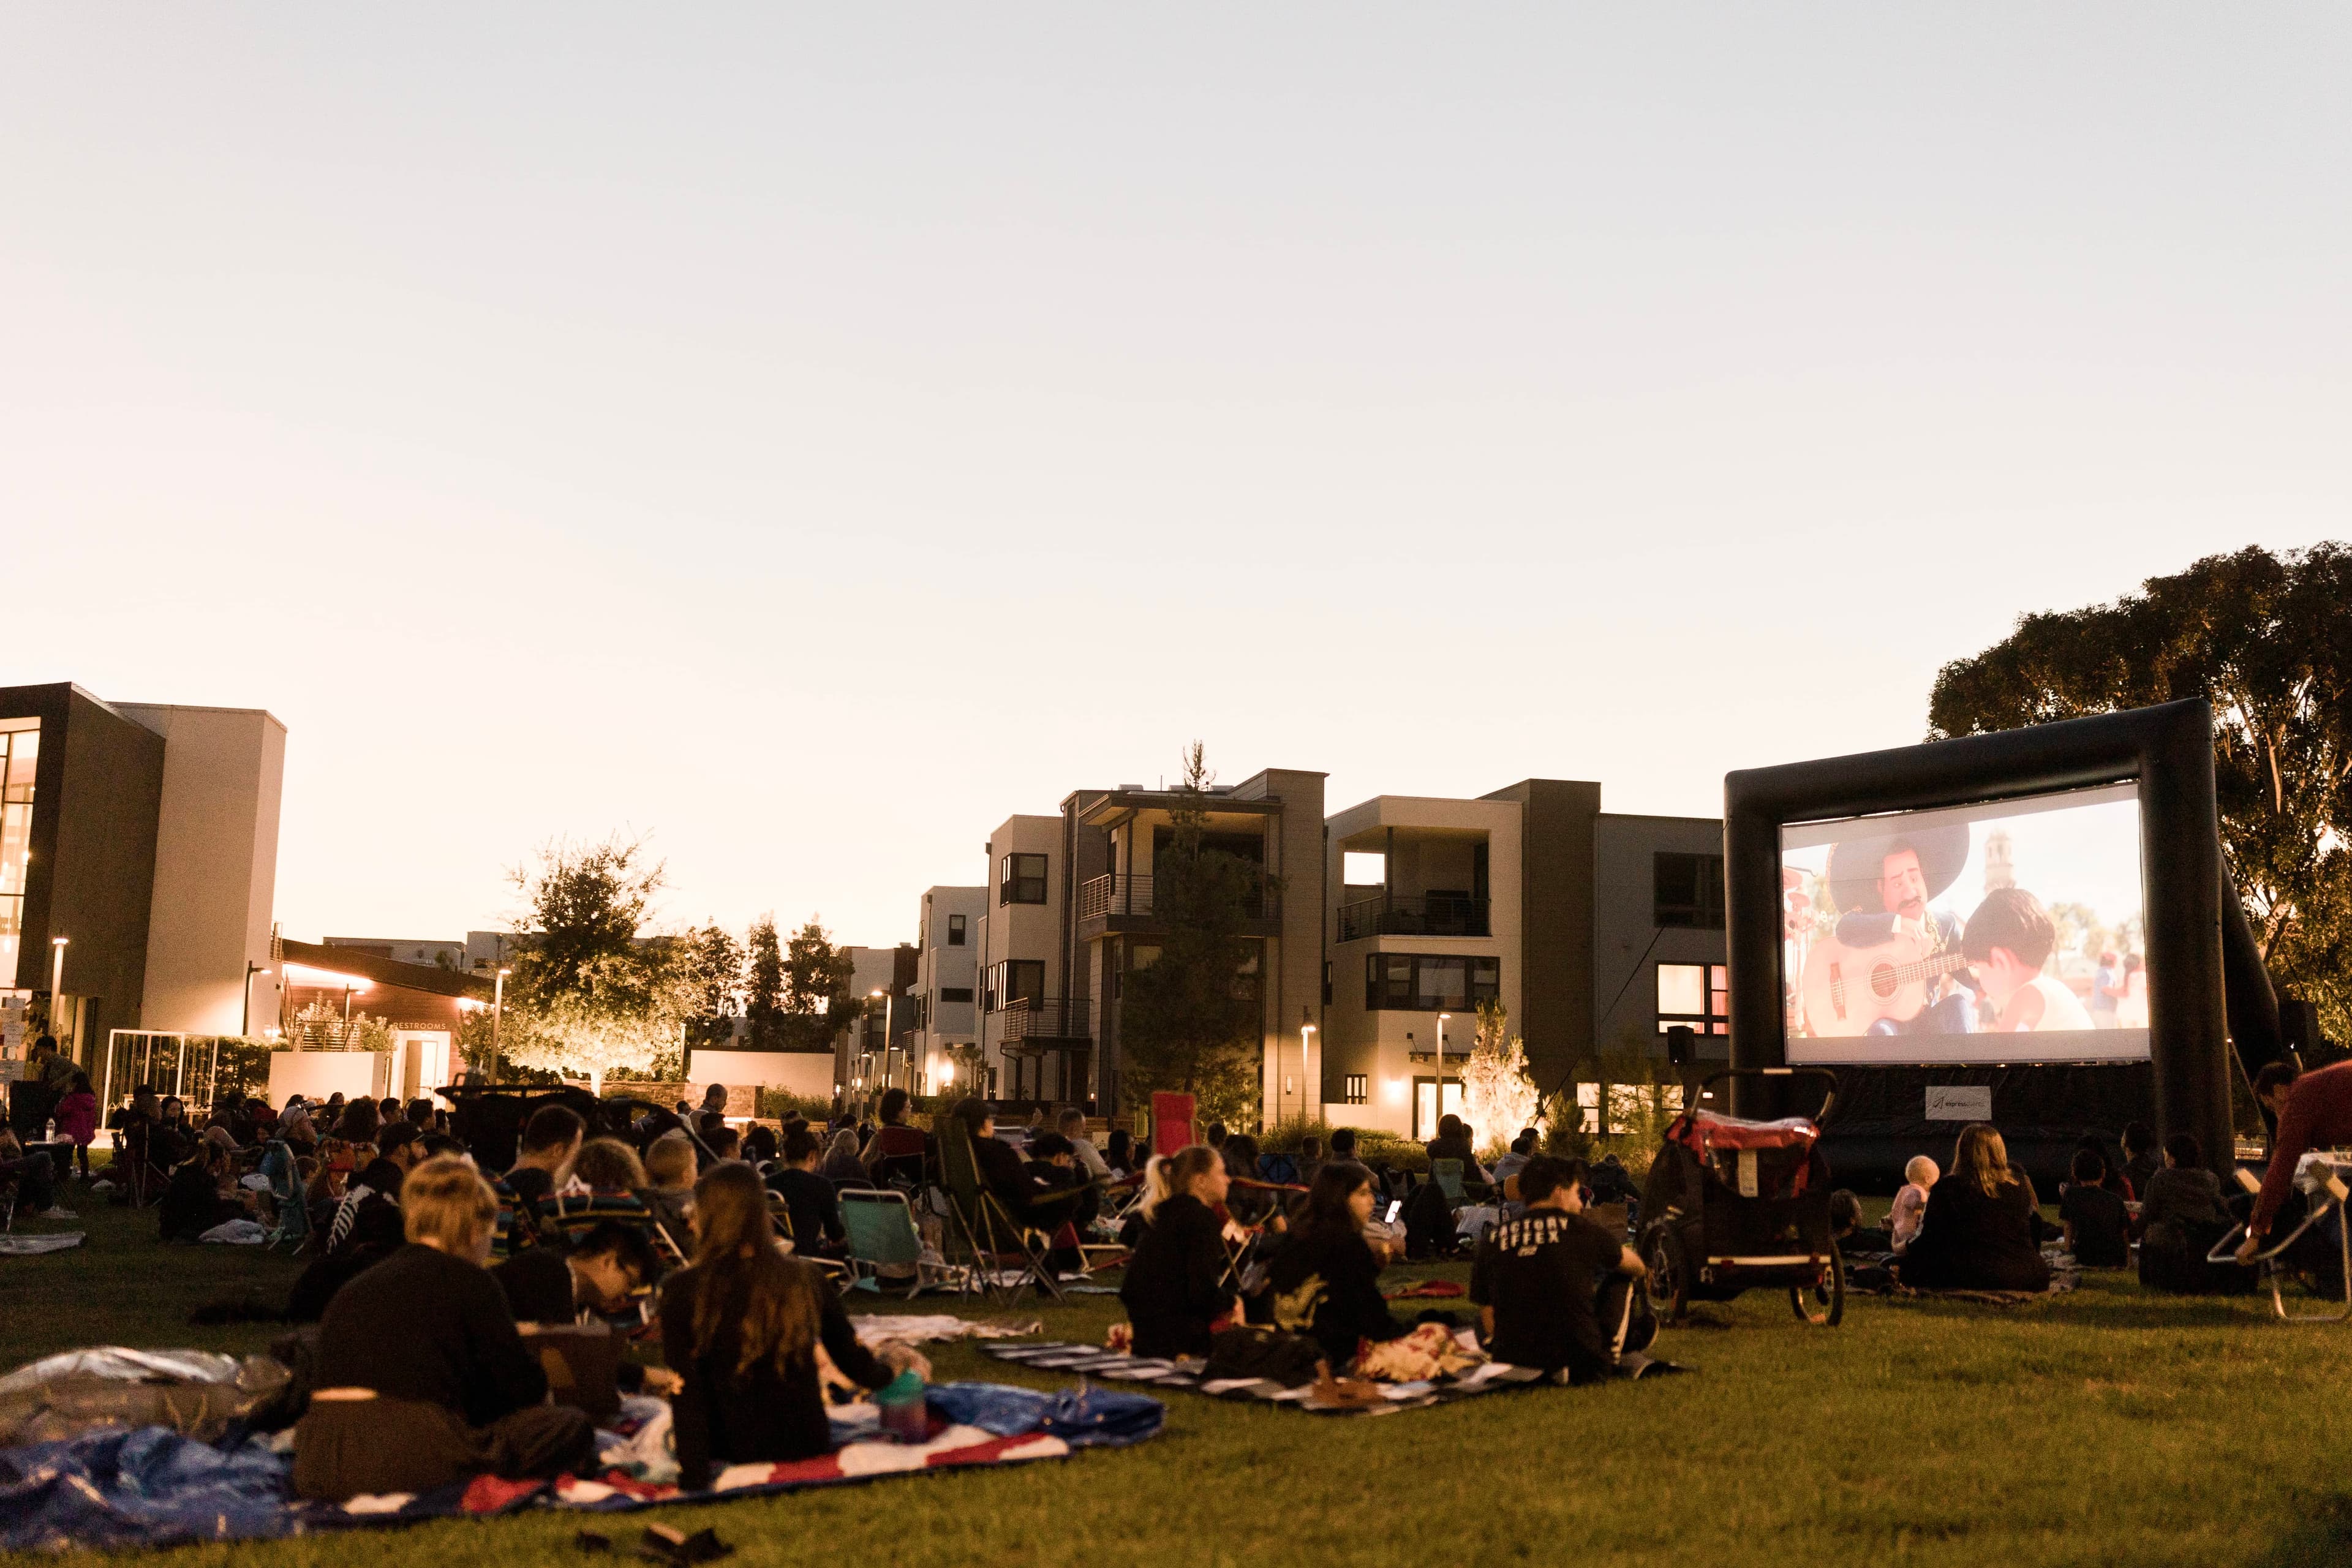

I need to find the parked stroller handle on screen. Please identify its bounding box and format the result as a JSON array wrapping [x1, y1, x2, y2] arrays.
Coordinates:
[[1694, 1066, 1839, 1126]]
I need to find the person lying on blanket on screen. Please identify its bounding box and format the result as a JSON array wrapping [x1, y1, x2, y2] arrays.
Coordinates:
[[293, 1157, 600, 1500], [1469, 1156, 1653, 1384], [1265, 1162, 1413, 1371], [660, 1163, 930, 1490], [1118, 1146, 1240, 1357]]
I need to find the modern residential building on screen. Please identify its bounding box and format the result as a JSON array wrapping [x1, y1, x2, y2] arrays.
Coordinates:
[[275, 936, 494, 1103], [831, 943, 918, 1098], [0, 684, 284, 1075], [968, 769, 1328, 1115], [1321, 779, 1726, 1137], [902, 886, 984, 1096]]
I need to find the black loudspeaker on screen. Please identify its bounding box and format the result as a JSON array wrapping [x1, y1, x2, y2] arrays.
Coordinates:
[[2280, 997, 2321, 1058], [1666, 1025, 1695, 1068]]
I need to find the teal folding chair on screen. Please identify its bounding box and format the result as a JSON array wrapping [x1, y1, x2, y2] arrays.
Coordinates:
[[839, 1186, 968, 1298]]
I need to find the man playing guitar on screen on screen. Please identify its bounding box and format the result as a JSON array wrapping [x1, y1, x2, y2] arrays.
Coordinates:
[[1828, 834, 1975, 1036]]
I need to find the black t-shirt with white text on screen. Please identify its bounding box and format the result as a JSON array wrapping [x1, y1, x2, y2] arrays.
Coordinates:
[[1469, 1209, 1622, 1374]]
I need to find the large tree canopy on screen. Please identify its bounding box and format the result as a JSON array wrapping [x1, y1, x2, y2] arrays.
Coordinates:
[[502, 834, 678, 1084], [1928, 544, 2352, 1036]]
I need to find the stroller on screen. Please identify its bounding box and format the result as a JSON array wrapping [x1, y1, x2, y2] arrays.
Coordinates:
[[1637, 1068, 1843, 1327]]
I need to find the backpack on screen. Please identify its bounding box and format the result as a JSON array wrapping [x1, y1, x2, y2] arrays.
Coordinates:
[[1202, 1323, 1325, 1387], [1402, 1180, 1457, 1260]]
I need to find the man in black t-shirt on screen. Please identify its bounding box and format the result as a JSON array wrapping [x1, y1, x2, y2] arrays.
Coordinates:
[[2059, 1148, 2131, 1268], [1470, 1155, 1651, 1383], [765, 1126, 847, 1257]]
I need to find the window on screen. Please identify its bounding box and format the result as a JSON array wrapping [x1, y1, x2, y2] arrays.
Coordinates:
[[985, 960, 1045, 1012], [1343, 1074, 1368, 1106], [1657, 962, 1731, 1036], [999, 853, 1047, 905], [1365, 954, 1501, 1011], [939, 987, 974, 1004], [1654, 852, 1725, 929], [948, 913, 967, 946], [1343, 851, 1386, 888]]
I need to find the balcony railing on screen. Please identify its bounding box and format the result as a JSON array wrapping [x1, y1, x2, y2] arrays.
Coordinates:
[[1000, 995, 1093, 1043], [1337, 893, 1491, 942], [1078, 873, 1277, 922]]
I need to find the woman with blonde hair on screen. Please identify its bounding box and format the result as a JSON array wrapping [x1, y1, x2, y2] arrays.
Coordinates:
[[292, 1156, 595, 1500], [660, 1162, 923, 1490], [1895, 1123, 2051, 1292], [1118, 1147, 1237, 1357]]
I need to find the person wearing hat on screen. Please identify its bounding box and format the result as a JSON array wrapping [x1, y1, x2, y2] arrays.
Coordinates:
[[1826, 823, 1977, 1035]]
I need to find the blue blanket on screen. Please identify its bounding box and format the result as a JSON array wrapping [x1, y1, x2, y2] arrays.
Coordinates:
[[0, 1382, 1163, 1553]]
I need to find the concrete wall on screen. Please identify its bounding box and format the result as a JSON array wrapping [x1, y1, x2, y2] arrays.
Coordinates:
[[685, 1047, 835, 1098], [1592, 813, 1729, 1057], [119, 704, 285, 1036]]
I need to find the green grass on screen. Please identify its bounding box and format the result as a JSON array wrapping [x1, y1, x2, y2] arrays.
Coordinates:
[[7, 1172, 2352, 1567]]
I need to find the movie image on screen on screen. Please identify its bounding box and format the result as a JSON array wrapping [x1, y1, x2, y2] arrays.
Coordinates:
[[1778, 783, 2149, 1065]]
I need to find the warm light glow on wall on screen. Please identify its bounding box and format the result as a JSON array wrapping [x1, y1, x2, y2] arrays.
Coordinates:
[[1384, 1077, 1408, 1104], [282, 963, 373, 991]]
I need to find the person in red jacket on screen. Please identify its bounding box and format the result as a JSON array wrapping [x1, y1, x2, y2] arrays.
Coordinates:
[[2238, 1060, 2352, 1263]]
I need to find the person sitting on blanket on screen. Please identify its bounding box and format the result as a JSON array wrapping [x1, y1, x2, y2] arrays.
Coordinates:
[[1266, 1161, 1412, 1372], [326, 1119, 423, 1254], [158, 1140, 257, 1242], [1828, 1188, 1894, 1254], [2119, 1121, 2160, 1211], [494, 1216, 662, 1329], [1118, 1146, 1240, 1358], [533, 1137, 655, 1253], [765, 1125, 847, 1257], [292, 1156, 598, 1501], [0, 1126, 74, 1221], [1895, 1124, 2051, 1293], [661, 1162, 927, 1489], [1889, 1156, 1937, 1253], [2141, 1133, 2231, 1232], [643, 1131, 699, 1245], [1469, 1155, 1653, 1383], [2059, 1147, 2131, 1268]]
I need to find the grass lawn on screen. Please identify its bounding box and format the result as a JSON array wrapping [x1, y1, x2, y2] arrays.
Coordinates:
[[6, 1172, 2352, 1568]]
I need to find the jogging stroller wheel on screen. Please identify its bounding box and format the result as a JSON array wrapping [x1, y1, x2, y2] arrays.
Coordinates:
[[1643, 1224, 1691, 1324], [1790, 1240, 1845, 1327]]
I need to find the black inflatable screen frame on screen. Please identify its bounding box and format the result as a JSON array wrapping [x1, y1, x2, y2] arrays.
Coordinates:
[[1724, 698, 2241, 1175]]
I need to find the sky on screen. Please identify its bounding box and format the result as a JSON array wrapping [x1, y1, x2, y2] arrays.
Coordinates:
[[3, 6, 2347, 949]]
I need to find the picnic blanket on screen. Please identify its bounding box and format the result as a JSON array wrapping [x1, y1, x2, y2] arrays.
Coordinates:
[[984, 1341, 1558, 1415], [0, 1382, 1163, 1553], [0, 1235, 83, 1258], [850, 1315, 1043, 1349]]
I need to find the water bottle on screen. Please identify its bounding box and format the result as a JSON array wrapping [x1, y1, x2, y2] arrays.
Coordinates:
[[873, 1368, 928, 1442]]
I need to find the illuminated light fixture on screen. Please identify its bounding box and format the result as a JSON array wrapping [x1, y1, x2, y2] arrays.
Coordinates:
[[283, 962, 374, 991]]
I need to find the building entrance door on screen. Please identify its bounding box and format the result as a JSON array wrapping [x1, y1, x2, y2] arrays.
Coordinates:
[[1412, 1076, 1463, 1140]]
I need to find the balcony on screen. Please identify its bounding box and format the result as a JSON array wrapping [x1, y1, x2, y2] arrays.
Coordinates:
[[1077, 873, 1280, 937], [999, 995, 1092, 1053], [1337, 892, 1491, 943]]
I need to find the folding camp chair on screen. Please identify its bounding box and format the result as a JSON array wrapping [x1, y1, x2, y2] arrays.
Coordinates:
[[935, 1118, 1086, 1305], [840, 1186, 972, 1298], [766, 1190, 852, 1285], [2211, 1154, 2352, 1323], [867, 1125, 929, 1192]]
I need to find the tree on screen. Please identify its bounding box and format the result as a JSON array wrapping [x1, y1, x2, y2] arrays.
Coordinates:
[[743, 915, 785, 1049], [1928, 543, 2352, 1038], [782, 918, 860, 1052], [1458, 1000, 1544, 1155], [677, 922, 745, 1048], [1118, 743, 1268, 1126], [501, 833, 674, 1092]]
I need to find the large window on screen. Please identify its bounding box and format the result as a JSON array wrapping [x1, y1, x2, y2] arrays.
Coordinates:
[[1657, 962, 1730, 1036], [939, 986, 974, 1004], [947, 913, 967, 946], [0, 720, 36, 989], [1365, 954, 1501, 1011], [999, 853, 1047, 905], [984, 960, 1044, 1012], [1343, 1073, 1368, 1106], [1654, 852, 1725, 929]]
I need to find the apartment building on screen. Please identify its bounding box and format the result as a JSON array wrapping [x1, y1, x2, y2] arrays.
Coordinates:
[[831, 943, 918, 1097], [902, 885, 983, 1096], [967, 769, 1327, 1114], [1321, 779, 1726, 1137]]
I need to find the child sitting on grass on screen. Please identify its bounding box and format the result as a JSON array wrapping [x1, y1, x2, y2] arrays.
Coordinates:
[[1828, 1189, 1894, 1254], [2059, 1147, 2131, 1268], [1889, 1156, 1937, 1253]]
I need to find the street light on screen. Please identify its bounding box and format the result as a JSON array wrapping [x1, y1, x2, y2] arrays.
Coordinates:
[[1299, 1019, 1317, 1121], [491, 967, 511, 1084]]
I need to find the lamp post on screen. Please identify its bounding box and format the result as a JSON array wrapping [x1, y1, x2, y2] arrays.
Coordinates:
[[491, 967, 510, 1084], [1299, 1019, 1317, 1123], [48, 937, 67, 1063], [241, 963, 270, 1039], [1436, 1011, 1452, 1124]]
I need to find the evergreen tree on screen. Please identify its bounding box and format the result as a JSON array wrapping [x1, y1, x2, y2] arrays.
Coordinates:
[[1117, 743, 1268, 1125], [782, 918, 861, 1051]]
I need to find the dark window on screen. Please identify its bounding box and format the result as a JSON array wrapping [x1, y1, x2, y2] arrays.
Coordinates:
[[1343, 1073, 1368, 1106], [1654, 852, 1725, 929], [939, 986, 974, 1004], [1365, 954, 1501, 1011], [947, 913, 967, 946], [1000, 853, 1048, 905], [1322, 960, 1333, 1006], [986, 960, 1045, 1012], [1657, 962, 1730, 1036]]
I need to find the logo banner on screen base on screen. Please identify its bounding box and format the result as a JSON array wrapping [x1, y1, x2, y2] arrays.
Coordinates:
[[1924, 1085, 1995, 1121]]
